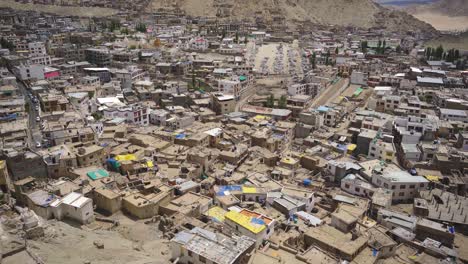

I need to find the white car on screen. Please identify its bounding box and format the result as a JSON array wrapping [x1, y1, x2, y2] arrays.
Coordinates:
[[36, 116, 40, 122], [35, 142, 41, 148]]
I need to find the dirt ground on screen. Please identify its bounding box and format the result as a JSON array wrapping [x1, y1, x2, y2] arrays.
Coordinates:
[[26, 212, 171, 264], [412, 12, 468, 31], [0, 0, 118, 17]]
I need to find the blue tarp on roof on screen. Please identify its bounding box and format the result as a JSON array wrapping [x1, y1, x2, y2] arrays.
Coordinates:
[[175, 133, 186, 139], [216, 185, 242, 196], [317, 106, 330, 112]]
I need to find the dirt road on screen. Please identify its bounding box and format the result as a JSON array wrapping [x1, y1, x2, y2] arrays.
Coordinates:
[[310, 78, 350, 108]]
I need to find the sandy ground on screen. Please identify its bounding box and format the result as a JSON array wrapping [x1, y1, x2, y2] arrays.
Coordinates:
[[249, 41, 303, 76], [26, 213, 171, 264], [412, 12, 468, 31], [0, 0, 118, 17]]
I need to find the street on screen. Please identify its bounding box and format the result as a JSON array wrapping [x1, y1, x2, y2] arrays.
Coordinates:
[[16, 80, 42, 150], [310, 78, 350, 108]]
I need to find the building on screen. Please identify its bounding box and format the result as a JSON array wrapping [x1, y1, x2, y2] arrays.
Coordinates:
[[103, 105, 149, 126], [171, 227, 255, 264], [85, 48, 112, 67], [371, 164, 429, 203], [50, 192, 94, 224], [213, 94, 236, 115], [224, 208, 275, 246]]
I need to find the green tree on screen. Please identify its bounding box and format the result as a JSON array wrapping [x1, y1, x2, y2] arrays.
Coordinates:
[[191, 66, 196, 88], [278, 95, 287, 109], [266, 94, 275, 108], [0, 37, 15, 51], [335, 47, 339, 54], [235, 31, 239, 44], [361, 41, 368, 53], [396, 45, 402, 54], [221, 28, 226, 39], [435, 45, 444, 60], [136, 23, 147, 33], [244, 36, 248, 44], [325, 50, 331, 66], [310, 52, 316, 69]]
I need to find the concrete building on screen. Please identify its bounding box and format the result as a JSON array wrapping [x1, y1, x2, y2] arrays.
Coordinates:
[[171, 227, 255, 264]]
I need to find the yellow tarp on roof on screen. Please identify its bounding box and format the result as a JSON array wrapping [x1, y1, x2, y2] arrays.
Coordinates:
[[347, 144, 357, 151], [115, 154, 137, 161], [281, 157, 296, 164], [425, 175, 440, 182], [146, 161, 154, 168], [225, 211, 266, 234], [242, 186, 257, 194], [207, 206, 227, 222], [254, 115, 268, 121]]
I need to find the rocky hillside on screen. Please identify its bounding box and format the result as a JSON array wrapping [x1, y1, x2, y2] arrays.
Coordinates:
[[409, 0, 468, 16], [152, 0, 436, 33]]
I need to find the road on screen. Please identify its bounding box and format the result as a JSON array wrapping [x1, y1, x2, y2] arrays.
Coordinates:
[[310, 78, 350, 108], [16, 80, 42, 150]]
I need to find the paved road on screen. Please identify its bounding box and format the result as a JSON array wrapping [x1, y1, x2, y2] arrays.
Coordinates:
[[16, 80, 42, 149], [310, 78, 350, 108]]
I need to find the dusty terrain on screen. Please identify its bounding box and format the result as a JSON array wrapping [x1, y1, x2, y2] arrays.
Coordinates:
[[151, 0, 436, 33], [425, 31, 468, 50], [0, 0, 118, 17], [26, 213, 171, 264], [403, 0, 468, 31]]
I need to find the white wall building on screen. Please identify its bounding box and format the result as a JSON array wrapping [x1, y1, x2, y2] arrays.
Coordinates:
[[50, 192, 94, 224], [371, 164, 429, 203], [103, 105, 149, 126]]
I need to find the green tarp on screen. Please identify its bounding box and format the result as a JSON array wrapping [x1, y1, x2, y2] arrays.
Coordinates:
[[87, 169, 110, 180]]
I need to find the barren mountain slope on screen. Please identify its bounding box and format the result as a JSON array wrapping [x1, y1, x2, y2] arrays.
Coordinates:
[[152, 0, 436, 33]]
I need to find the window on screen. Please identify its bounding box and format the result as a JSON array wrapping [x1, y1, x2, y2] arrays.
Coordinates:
[[391, 185, 396, 190], [199, 255, 206, 263], [355, 187, 360, 192], [420, 183, 425, 188], [399, 192, 404, 197], [188, 251, 193, 257], [409, 185, 415, 189], [345, 184, 350, 189], [400, 185, 406, 189]]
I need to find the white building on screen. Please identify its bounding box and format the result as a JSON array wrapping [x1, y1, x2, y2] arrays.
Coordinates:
[[187, 37, 209, 51], [439, 108, 468, 123], [103, 104, 149, 126], [13, 64, 45, 81], [368, 138, 396, 163], [115, 66, 147, 89], [218, 75, 254, 100], [50, 192, 94, 224], [341, 174, 376, 198], [371, 164, 429, 203], [171, 227, 255, 264], [16, 41, 47, 57], [350, 71, 368, 86], [224, 209, 275, 246], [288, 82, 322, 97]]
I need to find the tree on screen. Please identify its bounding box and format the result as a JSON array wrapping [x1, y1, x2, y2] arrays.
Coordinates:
[[435, 45, 444, 60], [153, 38, 161, 48], [191, 66, 196, 89], [244, 36, 248, 44], [266, 94, 275, 108], [136, 23, 147, 33], [0, 37, 15, 51], [396, 45, 402, 54], [121, 27, 129, 35], [325, 50, 331, 66], [454, 49, 460, 60], [108, 19, 120, 32], [335, 47, 339, 54], [221, 28, 226, 39], [278, 95, 287, 109], [235, 31, 239, 44], [361, 41, 368, 53], [310, 52, 317, 69]]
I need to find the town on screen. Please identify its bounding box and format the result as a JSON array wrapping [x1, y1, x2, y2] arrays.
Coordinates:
[[0, 2, 468, 264]]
